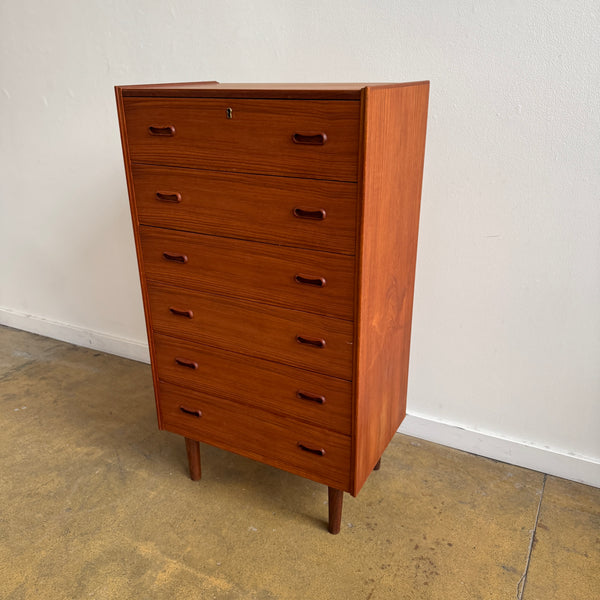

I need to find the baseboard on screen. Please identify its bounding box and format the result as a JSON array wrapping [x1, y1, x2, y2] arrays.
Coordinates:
[[398, 414, 600, 488], [0, 306, 150, 364], [2, 307, 597, 488]]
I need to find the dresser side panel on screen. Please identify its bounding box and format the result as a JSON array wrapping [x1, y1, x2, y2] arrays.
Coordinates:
[[353, 82, 429, 494]]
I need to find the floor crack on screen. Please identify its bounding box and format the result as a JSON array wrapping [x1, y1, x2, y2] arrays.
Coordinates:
[[516, 473, 547, 599]]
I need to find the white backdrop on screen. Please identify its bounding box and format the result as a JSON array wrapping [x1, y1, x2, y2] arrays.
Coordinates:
[[1, 1, 598, 485]]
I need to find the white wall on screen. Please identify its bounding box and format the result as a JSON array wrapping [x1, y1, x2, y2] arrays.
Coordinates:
[[1, 1, 598, 485]]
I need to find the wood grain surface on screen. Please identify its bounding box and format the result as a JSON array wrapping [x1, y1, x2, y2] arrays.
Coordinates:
[[139, 225, 356, 320], [123, 98, 360, 181], [159, 381, 352, 490], [118, 81, 429, 100], [153, 333, 352, 435], [147, 283, 354, 379], [131, 164, 357, 254], [351, 82, 429, 494]]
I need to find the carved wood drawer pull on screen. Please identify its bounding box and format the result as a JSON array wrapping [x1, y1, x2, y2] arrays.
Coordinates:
[[148, 125, 175, 136], [296, 335, 326, 349], [162, 252, 188, 263], [296, 390, 326, 404], [175, 357, 198, 370], [294, 274, 326, 287], [298, 443, 326, 456], [293, 207, 326, 220], [168, 307, 194, 319], [155, 191, 182, 203], [292, 132, 327, 145], [179, 406, 202, 418]]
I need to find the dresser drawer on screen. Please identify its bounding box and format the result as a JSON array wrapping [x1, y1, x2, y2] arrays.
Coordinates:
[[158, 381, 352, 490], [148, 283, 353, 380], [140, 226, 355, 320], [123, 98, 360, 182], [131, 164, 357, 255], [153, 333, 352, 435]]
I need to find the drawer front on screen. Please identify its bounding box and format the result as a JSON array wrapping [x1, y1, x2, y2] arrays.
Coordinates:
[[158, 381, 352, 490], [131, 164, 357, 255], [148, 283, 353, 380], [140, 226, 355, 320], [123, 98, 360, 182], [153, 333, 352, 435]]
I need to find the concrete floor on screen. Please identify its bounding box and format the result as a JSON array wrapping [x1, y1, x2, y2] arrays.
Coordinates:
[[0, 325, 598, 599]]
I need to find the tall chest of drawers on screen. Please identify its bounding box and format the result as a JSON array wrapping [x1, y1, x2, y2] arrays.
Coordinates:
[[115, 81, 429, 533]]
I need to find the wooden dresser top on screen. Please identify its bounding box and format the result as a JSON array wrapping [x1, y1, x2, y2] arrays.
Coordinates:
[[116, 81, 429, 100]]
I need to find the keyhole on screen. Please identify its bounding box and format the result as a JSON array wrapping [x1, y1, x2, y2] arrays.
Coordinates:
[[226, 108, 233, 119]]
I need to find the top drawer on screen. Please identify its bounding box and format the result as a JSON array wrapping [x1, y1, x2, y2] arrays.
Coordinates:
[[122, 98, 360, 182]]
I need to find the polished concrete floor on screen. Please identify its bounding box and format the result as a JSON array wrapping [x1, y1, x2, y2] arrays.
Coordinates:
[[0, 324, 598, 599]]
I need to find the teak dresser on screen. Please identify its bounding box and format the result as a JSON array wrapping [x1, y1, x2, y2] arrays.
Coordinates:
[[115, 81, 429, 533]]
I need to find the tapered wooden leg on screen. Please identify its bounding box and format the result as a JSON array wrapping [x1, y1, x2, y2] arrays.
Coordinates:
[[185, 438, 201, 481], [328, 487, 343, 534], [373, 458, 382, 471]]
